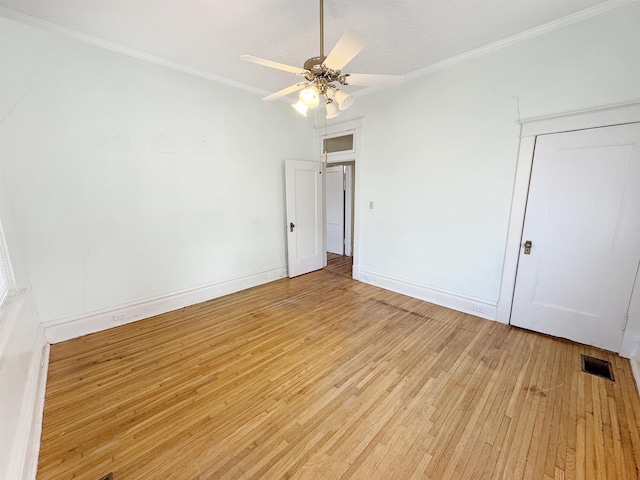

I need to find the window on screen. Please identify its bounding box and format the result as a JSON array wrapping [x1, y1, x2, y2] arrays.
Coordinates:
[[318, 118, 362, 164], [0, 222, 14, 306], [323, 134, 354, 153]]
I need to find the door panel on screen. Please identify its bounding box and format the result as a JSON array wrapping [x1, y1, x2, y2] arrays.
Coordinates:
[[511, 123, 640, 352], [326, 166, 345, 255], [285, 160, 324, 277]]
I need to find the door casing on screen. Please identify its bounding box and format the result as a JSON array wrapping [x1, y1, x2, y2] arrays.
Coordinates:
[[497, 101, 640, 356], [509, 124, 640, 351]]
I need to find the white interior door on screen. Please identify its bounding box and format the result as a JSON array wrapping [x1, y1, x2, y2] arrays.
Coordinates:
[[326, 166, 345, 255], [285, 159, 324, 278], [511, 123, 640, 352], [344, 164, 354, 257]]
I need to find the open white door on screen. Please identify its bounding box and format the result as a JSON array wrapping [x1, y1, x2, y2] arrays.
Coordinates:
[[326, 165, 345, 255], [285, 159, 324, 277], [511, 123, 640, 352]]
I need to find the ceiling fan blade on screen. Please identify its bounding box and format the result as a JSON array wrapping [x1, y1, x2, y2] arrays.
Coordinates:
[[342, 73, 404, 87], [262, 83, 308, 102], [324, 31, 368, 71], [241, 55, 308, 75]]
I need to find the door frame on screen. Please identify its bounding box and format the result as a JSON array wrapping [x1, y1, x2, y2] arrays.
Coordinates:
[[325, 164, 347, 256], [316, 118, 363, 278], [497, 102, 640, 352]]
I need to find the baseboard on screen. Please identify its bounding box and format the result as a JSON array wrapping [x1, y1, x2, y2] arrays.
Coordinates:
[[352, 264, 360, 281], [43, 266, 287, 344], [7, 325, 49, 480], [495, 300, 513, 325], [631, 359, 640, 397], [619, 330, 640, 359], [358, 269, 498, 321]]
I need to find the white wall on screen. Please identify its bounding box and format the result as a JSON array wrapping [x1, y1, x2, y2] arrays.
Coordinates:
[[1, 5, 640, 476], [0, 16, 314, 477], [315, 4, 640, 321], [1, 17, 315, 325]]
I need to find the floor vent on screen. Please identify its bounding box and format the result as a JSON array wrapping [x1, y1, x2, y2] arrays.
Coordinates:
[[98, 474, 113, 480], [581, 354, 614, 381]]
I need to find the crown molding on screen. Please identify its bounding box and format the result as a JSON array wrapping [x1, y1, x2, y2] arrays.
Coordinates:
[[0, 6, 272, 98], [1, 0, 636, 100], [519, 101, 640, 136], [358, 0, 638, 96]]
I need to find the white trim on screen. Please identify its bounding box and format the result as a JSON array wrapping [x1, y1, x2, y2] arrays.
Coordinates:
[[357, 0, 637, 96], [620, 331, 640, 359], [0, 7, 271, 98], [0, 217, 16, 305], [631, 359, 640, 397], [0, 220, 15, 290], [315, 118, 364, 152], [0, 288, 26, 359], [6, 326, 49, 480], [316, 118, 364, 278], [497, 102, 640, 330], [44, 266, 287, 344], [359, 268, 497, 321], [344, 165, 354, 257], [2, 1, 635, 101], [496, 136, 536, 324], [520, 101, 640, 137]]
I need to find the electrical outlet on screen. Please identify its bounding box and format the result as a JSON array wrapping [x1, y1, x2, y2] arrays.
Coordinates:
[[267, 272, 275, 280], [113, 313, 126, 322], [472, 304, 484, 313]]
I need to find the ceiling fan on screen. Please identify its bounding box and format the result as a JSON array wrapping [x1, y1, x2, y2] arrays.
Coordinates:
[[241, 0, 403, 119]]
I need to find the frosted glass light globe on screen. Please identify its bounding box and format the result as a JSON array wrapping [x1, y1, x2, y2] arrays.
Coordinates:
[[299, 86, 320, 108]]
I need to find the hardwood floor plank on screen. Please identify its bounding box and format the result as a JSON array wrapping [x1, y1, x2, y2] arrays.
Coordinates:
[[36, 270, 640, 479]]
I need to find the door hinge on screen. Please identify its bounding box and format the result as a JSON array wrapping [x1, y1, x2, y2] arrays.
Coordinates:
[[622, 314, 630, 331]]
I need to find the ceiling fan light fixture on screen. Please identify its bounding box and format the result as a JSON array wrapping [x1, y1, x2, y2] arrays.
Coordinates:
[[325, 99, 340, 119], [299, 86, 320, 108], [243, 1, 403, 117], [292, 100, 309, 117], [333, 89, 355, 111]]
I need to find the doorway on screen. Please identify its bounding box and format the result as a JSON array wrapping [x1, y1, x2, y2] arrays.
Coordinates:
[[318, 118, 362, 279], [325, 163, 354, 277], [325, 163, 354, 256]]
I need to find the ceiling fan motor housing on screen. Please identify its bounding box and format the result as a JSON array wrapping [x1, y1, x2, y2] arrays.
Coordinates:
[[303, 56, 326, 71], [302, 56, 346, 88]]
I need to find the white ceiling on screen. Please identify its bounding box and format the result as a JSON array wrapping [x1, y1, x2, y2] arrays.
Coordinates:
[[0, 0, 620, 98]]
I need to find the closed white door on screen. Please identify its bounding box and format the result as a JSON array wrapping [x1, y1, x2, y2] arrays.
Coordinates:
[[326, 166, 345, 255], [511, 123, 640, 352], [284, 160, 324, 277]]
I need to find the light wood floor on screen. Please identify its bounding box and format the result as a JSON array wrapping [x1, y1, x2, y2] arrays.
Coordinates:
[[37, 270, 640, 479], [325, 252, 353, 277]]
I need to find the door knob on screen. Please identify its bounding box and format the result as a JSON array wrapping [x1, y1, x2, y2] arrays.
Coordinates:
[[289, 222, 295, 232], [524, 240, 532, 255]]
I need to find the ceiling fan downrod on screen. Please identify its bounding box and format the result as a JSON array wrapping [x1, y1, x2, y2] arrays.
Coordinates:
[[241, 0, 404, 118], [320, 0, 324, 57]]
